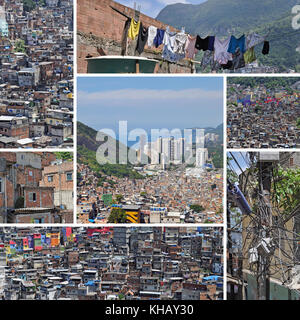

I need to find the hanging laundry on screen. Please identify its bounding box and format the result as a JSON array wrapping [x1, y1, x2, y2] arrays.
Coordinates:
[[128, 18, 141, 40], [195, 35, 209, 51], [147, 25, 157, 47], [246, 33, 265, 50], [244, 47, 256, 64], [136, 23, 148, 54], [153, 29, 165, 48], [231, 48, 245, 70], [174, 32, 188, 55], [213, 37, 233, 65], [200, 50, 214, 71], [262, 41, 269, 55], [200, 50, 220, 72], [185, 35, 198, 59], [162, 29, 183, 63], [221, 60, 233, 70], [227, 35, 246, 54], [208, 36, 215, 51]]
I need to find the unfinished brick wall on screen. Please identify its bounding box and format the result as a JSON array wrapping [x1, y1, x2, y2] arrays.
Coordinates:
[[61, 210, 74, 223], [24, 187, 54, 208], [77, 0, 194, 73], [11, 125, 30, 139], [15, 213, 52, 223], [16, 167, 43, 187], [0, 152, 16, 163], [40, 161, 73, 191]]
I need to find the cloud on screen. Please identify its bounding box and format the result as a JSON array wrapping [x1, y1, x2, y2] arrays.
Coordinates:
[[78, 88, 222, 107], [116, 0, 161, 17], [157, 0, 190, 5], [77, 88, 223, 130]]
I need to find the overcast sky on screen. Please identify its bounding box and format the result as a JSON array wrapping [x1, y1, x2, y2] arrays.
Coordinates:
[[115, 0, 207, 18], [77, 77, 223, 135]]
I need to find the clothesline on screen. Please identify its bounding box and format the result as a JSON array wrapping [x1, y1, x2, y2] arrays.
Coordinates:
[[127, 17, 270, 71]]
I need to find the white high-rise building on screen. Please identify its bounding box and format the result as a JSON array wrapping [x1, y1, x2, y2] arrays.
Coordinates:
[[139, 134, 147, 163], [196, 148, 208, 168], [196, 129, 205, 148], [162, 137, 171, 163], [0, 6, 8, 37], [174, 138, 185, 163]]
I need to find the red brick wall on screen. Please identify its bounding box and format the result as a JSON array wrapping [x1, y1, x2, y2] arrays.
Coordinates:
[[77, 0, 193, 73], [11, 125, 29, 139], [24, 188, 54, 208], [0, 152, 16, 163], [40, 161, 73, 191], [78, 0, 176, 42], [16, 167, 42, 187], [0, 193, 4, 208], [6, 179, 14, 208], [0, 178, 14, 208], [15, 214, 51, 223], [62, 211, 74, 223]]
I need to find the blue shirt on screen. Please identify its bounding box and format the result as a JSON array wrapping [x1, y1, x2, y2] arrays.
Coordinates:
[[228, 35, 246, 54], [153, 29, 165, 48]]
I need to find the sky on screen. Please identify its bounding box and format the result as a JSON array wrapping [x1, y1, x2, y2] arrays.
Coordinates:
[[115, 0, 207, 18], [77, 77, 223, 136], [227, 152, 250, 177]]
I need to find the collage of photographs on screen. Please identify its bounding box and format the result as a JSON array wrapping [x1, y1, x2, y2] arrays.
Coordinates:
[[0, 0, 299, 306]]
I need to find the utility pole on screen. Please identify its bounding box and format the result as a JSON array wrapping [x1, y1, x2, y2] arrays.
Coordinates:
[[256, 152, 279, 300], [227, 204, 234, 300]]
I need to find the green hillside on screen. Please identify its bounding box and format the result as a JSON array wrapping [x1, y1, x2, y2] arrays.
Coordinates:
[[227, 77, 300, 89], [77, 121, 144, 180], [156, 0, 299, 71]]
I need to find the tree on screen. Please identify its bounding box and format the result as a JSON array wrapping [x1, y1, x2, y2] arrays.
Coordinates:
[[14, 39, 26, 53], [55, 152, 73, 161], [273, 165, 300, 214], [23, 0, 36, 11], [190, 204, 205, 213], [115, 194, 124, 204], [108, 208, 127, 223]]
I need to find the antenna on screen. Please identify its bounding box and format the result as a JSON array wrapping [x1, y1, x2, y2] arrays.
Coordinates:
[[133, 2, 141, 21]]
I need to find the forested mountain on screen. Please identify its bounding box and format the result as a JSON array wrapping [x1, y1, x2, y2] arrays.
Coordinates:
[[77, 121, 144, 179], [156, 0, 299, 71]]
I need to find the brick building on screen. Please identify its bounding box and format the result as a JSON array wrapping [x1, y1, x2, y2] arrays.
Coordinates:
[[77, 0, 195, 74], [0, 116, 29, 140], [40, 160, 73, 210], [0, 152, 74, 223]]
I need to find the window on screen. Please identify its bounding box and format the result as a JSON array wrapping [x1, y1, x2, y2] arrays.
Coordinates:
[[0, 177, 2, 193], [47, 175, 53, 182], [66, 172, 73, 181], [29, 192, 36, 202], [29, 170, 33, 177]]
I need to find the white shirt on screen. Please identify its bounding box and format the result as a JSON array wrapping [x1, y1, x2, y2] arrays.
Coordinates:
[[147, 26, 158, 47], [246, 33, 265, 50], [213, 37, 232, 65]]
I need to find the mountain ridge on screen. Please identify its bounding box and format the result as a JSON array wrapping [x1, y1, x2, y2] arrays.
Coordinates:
[[156, 0, 299, 71]]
